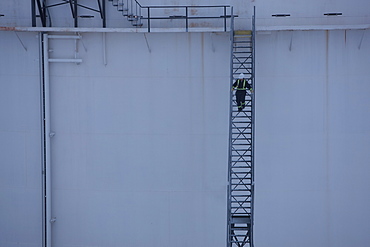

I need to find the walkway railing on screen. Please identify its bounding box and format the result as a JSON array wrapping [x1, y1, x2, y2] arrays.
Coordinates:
[[136, 3, 232, 32], [32, 0, 233, 31]]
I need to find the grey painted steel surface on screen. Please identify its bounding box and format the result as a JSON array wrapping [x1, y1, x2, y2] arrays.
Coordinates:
[[0, 31, 43, 247], [254, 29, 370, 247], [1, 1, 370, 247], [46, 31, 229, 247]]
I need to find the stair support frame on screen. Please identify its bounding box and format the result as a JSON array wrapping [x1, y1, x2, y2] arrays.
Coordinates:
[[227, 6, 255, 247]]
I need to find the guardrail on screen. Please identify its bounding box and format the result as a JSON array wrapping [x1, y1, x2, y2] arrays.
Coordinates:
[[31, 0, 233, 31], [131, 1, 232, 32]]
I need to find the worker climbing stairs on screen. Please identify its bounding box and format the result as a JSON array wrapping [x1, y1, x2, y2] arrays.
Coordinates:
[[227, 9, 255, 247]]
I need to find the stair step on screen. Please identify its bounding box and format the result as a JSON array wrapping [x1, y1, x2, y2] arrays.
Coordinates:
[[117, 3, 125, 11], [234, 40, 252, 43], [231, 117, 252, 119], [233, 62, 252, 65], [233, 45, 252, 48], [234, 30, 252, 35], [232, 150, 251, 153], [233, 56, 252, 59], [230, 167, 250, 168], [132, 23, 143, 27], [230, 238, 250, 242]]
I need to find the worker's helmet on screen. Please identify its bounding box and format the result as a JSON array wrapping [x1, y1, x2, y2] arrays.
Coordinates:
[[239, 73, 245, 79]]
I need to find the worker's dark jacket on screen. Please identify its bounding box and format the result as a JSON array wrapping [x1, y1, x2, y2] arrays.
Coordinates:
[[233, 79, 252, 91]]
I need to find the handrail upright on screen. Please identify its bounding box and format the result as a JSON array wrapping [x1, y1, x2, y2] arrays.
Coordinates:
[[227, 6, 235, 247]]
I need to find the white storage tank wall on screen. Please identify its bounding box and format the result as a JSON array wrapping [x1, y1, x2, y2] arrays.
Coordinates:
[[47, 32, 230, 247], [1, 1, 370, 247], [255, 29, 370, 247], [0, 31, 43, 247]]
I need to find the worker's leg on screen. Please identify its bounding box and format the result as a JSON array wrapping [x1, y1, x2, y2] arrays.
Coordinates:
[[236, 91, 243, 111], [240, 90, 246, 109]]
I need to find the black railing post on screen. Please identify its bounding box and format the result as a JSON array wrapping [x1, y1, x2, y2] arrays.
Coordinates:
[[224, 6, 227, 32], [147, 7, 150, 32], [185, 7, 188, 32], [102, 0, 106, 27], [32, 0, 36, 27], [74, 0, 78, 27], [35, 0, 46, 27]]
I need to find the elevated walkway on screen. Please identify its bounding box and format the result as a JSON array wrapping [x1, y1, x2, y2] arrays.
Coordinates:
[[31, 0, 233, 32]]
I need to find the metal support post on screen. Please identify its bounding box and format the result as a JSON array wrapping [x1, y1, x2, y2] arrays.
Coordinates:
[[32, 0, 36, 27], [74, 0, 78, 27], [185, 7, 189, 32], [102, 0, 106, 27]]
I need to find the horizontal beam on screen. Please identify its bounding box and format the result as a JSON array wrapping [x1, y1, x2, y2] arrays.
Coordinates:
[[48, 58, 82, 63], [2, 24, 369, 34], [0, 26, 228, 33], [256, 24, 370, 32], [48, 35, 81, 39]]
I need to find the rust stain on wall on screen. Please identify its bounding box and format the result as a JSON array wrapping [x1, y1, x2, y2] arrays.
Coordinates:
[[189, 22, 211, 28], [0, 26, 16, 31]]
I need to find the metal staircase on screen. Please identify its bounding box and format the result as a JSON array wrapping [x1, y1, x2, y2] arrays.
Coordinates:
[[108, 0, 143, 27], [107, 0, 232, 32], [227, 8, 255, 247]]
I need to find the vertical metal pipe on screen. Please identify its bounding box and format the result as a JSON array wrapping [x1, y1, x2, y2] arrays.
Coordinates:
[[39, 31, 46, 247], [103, 32, 107, 65], [42, 33, 52, 247], [227, 7, 234, 247]]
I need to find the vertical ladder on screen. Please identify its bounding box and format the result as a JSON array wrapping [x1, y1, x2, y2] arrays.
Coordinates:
[[227, 10, 255, 247]]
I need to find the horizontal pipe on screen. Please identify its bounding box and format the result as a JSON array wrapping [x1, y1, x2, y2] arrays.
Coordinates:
[[48, 58, 82, 63], [48, 35, 81, 39]]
